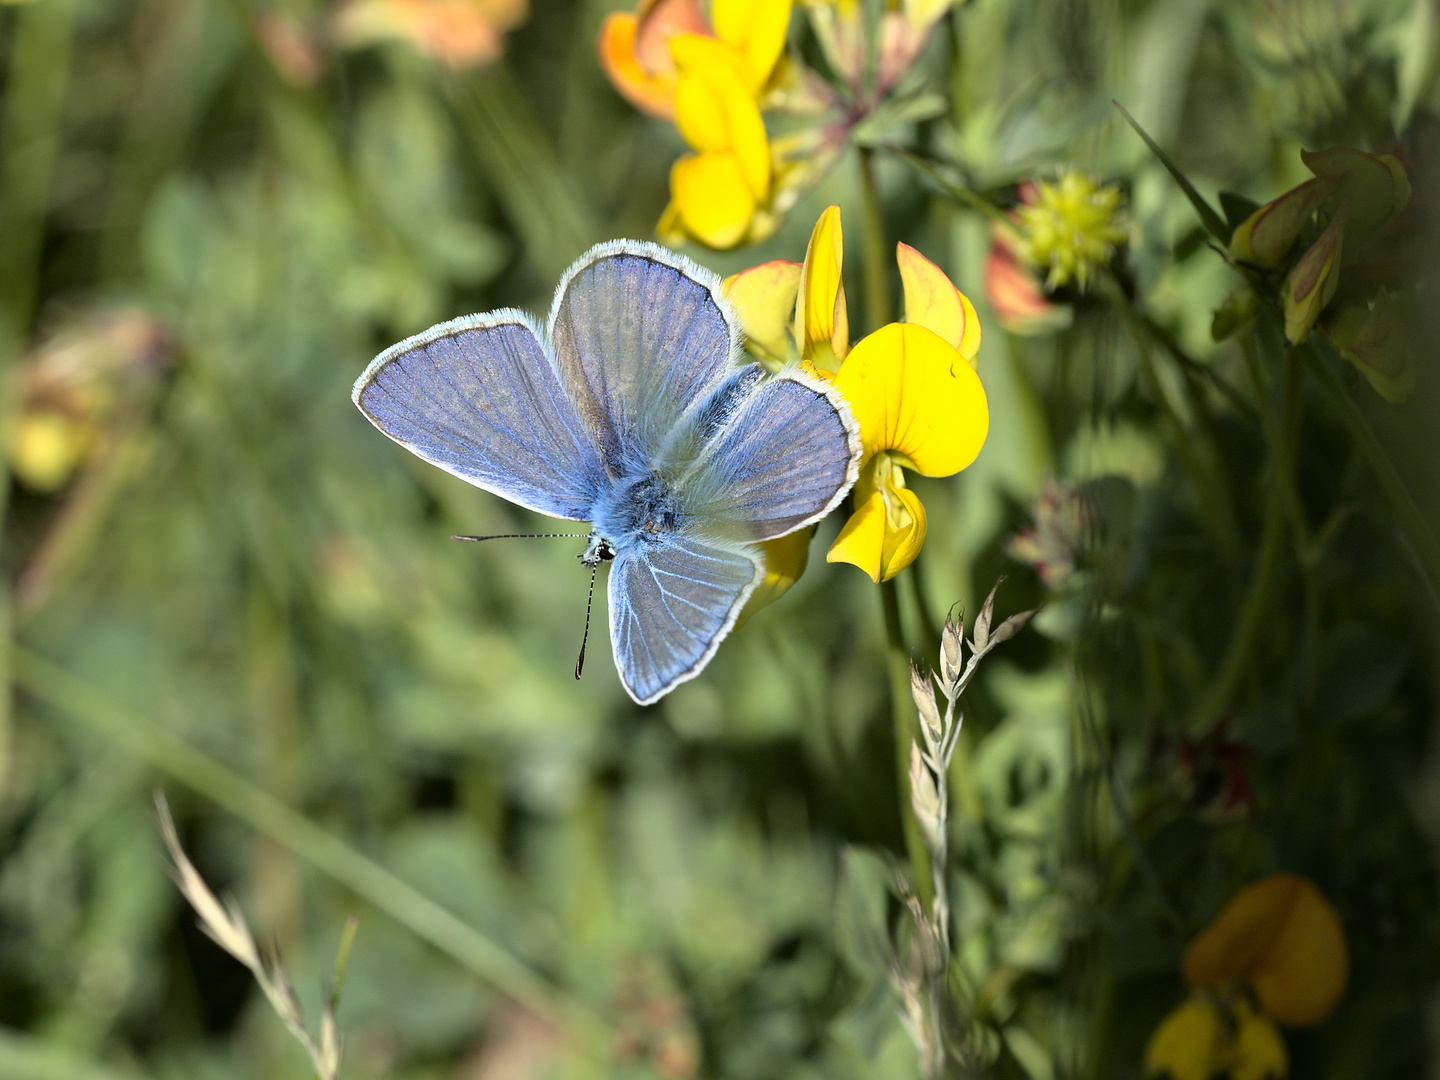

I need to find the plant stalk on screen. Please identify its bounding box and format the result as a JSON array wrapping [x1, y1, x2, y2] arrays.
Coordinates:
[[880, 578, 933, 909], [857, 145, 893, 332]]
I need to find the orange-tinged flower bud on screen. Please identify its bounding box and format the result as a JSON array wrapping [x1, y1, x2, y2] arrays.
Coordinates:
[[1182, 873, 1349, 1028], [1227, 177, 1333, 268], [1282, 198, 1348, 344], [598, 0, 710, 119]]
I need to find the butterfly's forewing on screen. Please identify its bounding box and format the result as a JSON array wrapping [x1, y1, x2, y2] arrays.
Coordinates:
[[679, 367, 863, 541], [549, 242, 739, 472], [353, 312, 606, 520], [608, 535, 763, 705]]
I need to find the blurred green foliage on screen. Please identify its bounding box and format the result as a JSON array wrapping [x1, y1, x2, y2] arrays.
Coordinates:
[[1, 0, 1439, 1077]]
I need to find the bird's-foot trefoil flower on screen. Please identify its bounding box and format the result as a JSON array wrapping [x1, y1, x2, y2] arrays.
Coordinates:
[[602, 0, 969, 249], [727, 206, 988, 583], [1145, 874, 1349, 1080]]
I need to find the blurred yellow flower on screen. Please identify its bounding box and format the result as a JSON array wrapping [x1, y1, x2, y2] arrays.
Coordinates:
[[730, 207, 987, 583], [331, 0, 526, 68], [1017, 170, 1126, 291], [1146, 873, 1349, 1080], [7, 308, 171, 492], [653, 0, 794, 249]]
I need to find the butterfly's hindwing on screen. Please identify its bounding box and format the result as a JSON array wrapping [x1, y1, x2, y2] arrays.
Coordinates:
[[353, 312, 606, 521], [608, 535, 762, 705]]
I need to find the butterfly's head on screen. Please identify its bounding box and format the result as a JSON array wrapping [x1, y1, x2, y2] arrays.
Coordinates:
[[580, 532, 617, 568]]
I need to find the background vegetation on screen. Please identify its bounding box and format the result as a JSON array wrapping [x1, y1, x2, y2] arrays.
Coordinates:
[[1, 0, 1439, 1077]]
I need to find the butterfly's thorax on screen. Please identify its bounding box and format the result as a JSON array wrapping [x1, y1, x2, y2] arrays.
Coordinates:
[[588, 470, 686, 559]]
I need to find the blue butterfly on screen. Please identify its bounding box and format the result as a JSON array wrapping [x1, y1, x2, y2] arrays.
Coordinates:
[[353, 240, 862, 704]]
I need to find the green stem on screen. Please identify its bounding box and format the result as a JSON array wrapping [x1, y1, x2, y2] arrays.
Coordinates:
[[880, 578, 933, 909], [13, 646, 603, 1045], [907, 549, 943, 660], [856, 146, 893, 332], [0, 0, 75, 359], [0, 0, 76, 828], [1188, 348, 1302, 727], [1303, 341, 1440, 594], [1120, 301, 1242, 559]]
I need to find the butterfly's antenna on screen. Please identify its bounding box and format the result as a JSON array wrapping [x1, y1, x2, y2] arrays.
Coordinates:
[[575, 562, 598, 680], [450, 532, 588, 542]]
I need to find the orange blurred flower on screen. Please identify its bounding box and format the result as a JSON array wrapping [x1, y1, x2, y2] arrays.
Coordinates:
[[331, 0, 526, 68], [982, 183, 1070, 335]]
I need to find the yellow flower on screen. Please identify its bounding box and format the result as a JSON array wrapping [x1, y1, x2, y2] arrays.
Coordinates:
[[1016, 170, 1126, 291], [731, 207, 987, 583], [7, 308, 170, 492], [654, 0, 793, 249], [1146, 874, 1349, 1080], [724, 208, 986, 582]]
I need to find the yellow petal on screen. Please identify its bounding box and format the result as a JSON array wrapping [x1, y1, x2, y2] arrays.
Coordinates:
[[794, 205, 849, 371], [735, 525, 811, 626], [1182, 873, 1349, 1028], [672, 55, 769, 198], [1226, 1000, 1288, 1080], [897, 242, 981, 369], [723, 259, 801, 361], [1143, 997, 1223, 1080], [670, 152, 755, 249], [711, 0, 792, 88], [8, 410, 90, 491], [673, 63, 731, 151], [825, 455, 926, 582], [833, 322, 988, 476]]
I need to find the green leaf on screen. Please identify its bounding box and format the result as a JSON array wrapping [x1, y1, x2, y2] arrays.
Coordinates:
[[1113, 99, 1230, 243]]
